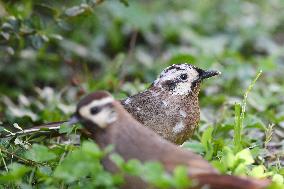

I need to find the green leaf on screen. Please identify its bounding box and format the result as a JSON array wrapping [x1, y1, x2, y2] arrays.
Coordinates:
[[182, 141, 205, 154], [211, 160, 227, 173], [59, 123, 74, 134], [233, 163, 247, 176], [234, 102, 242, 152], [25, 144, 56, 162], [249, 165, 266, 178], [37, 166, 53, 177], [54, 141, 106, 183], [119, 0, 129, 6], [142, 161, 171, 188], [201, 126, 214, 160], [272, 174, 284, 184], [81, 141, 102, 158], [201, 126, 213, 147], [110, 153, 125, 168], [168, 54, 196, 65], [54, 149, 96, 183], [124, 159, 142, 175], [221, 147, 236, 169], [173, 166, 191, 189], [0, 163, 31, 183], [235, 148, 254, 165]]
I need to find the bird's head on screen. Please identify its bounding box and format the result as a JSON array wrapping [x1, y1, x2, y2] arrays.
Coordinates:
[[69, 91, 117, 129], [153, 63, 220, 96]]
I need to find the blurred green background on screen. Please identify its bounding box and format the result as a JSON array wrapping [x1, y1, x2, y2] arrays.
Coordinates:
[[0, 0, 284, 187], [1, 0, 284, 130]]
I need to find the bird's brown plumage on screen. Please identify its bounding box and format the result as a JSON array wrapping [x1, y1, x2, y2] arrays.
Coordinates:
[[85, 100, 216, 176], [121, 83, 201, 144], [75, 91, 270, 189], [121, 63, 220, 144]]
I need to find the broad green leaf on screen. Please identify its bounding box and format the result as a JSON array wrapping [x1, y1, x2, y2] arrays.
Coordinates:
[[173, 166, 191, 189], [272, 174, 284, 184], [201, 126, 214, 160], [59, 123, 74, 134], [233, 163, 247, 176], [0, 163, 31, 183], [25, 144, 56, 162], [249, 165, 266, 178], [110, 153, 125, 168], [81, 141, 102, 157], [182, 141, 205, 154], [221, 147, 235, 169], [124, 159, 142, 175], [235, 148, 254, 165]]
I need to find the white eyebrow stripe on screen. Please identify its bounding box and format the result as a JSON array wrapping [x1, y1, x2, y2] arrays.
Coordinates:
[[79, 96, 114, 117]]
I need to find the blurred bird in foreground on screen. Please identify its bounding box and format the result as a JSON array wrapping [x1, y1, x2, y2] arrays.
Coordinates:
[[69, 91, 270, 189]]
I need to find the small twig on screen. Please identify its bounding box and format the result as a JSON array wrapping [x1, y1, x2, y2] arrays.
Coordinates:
[[28, 167, 36, 185], [119, 30, 138, 84], [129, 30, 138, 55], [0, 146, 46, 166]]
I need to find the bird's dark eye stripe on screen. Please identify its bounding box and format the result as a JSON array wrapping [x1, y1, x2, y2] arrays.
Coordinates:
[[90, 106, 100, 114], [180, 74, 188, 80]]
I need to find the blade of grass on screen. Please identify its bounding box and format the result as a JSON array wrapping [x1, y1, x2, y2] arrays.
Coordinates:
[[234, 70, 262, 152], [234, 103, 242, 152]]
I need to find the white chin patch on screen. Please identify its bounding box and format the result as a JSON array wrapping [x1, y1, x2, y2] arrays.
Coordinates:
[[171, 82, 192, 95]]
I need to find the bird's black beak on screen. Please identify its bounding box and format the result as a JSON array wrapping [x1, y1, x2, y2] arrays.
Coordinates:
[[67, 115, 79, 126], [199, 69, 221, 80]]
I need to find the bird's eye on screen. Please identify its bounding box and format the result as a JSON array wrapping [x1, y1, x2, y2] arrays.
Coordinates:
[[90, 107, 100, 115], [180, 74, 188, 80]]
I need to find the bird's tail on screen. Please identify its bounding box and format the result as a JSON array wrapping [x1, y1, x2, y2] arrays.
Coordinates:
[[192, 174, 271, 189]]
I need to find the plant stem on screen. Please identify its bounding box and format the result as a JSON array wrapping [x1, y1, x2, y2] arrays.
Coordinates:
[[0, 146, 46, 166], [234, 70, 262, 152]]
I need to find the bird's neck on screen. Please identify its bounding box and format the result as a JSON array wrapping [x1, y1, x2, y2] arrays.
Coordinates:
[[150, 83, 201, 102], [91, 127, 113, 149]]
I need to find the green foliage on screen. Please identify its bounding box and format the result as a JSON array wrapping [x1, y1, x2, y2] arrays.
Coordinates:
[[1, 0, 284, 188], [0, 163, 31, 183], [234, 71, 262, 152], [110, 154, 191, 189], [200, 126, 214, 160], [0, 141, 122, 188], [184, 71, 284, 187], [24, 144, 56, 162], [0, 141, 190, 189], [53, 142, 120, 188]]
